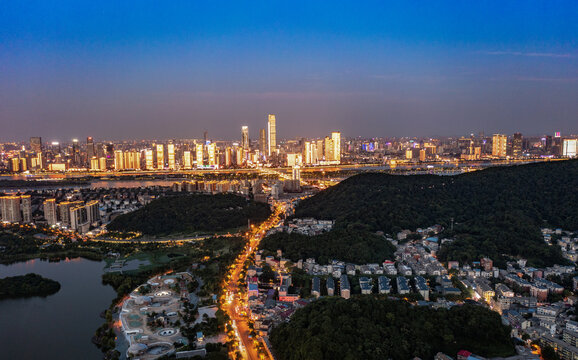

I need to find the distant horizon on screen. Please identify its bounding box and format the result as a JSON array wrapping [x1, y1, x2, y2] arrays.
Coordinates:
[[3, 129, 578, 144]]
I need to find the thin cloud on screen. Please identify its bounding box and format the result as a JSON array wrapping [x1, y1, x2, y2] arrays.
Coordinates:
[[479, 51, 574, 58], [516, 77, 578, 83]]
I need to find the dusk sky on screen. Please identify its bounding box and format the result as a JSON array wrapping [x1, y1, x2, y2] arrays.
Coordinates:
[[1, 1, 577, 142]]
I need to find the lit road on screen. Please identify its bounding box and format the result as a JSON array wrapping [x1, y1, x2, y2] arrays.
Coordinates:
[[221, 202, 286, 360]]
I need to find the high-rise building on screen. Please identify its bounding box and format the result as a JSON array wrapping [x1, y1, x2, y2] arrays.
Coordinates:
[[156, 144, 164, 169], [30, 137, 42, 153], [324, 136, 334, 161], [267, 114, 277, 156], [90, 157, 100, 171], [44, 199, 58, 226], [114, 150, 124, 170], [167, 141, 176, 169], [259, 128, 267, 156], [224, 147, 233, 167], [70, 205, 88, 232], [207, 143, 217, 166], [72, 139, 81, 166], [196, 144, 204, 167], [292, 165, 301, 181], [331, 131, 341, 163], [21, 195, 32, 223], [98, 157, 107, 171], [123, 150, 140, 170], [58, 201, 83, 227], [492, 134, 507, 158], [86, 200, 101, 225], [35, 152, 43, 170], [145, 149, 154, 170], [0, 196, 22, 222], [86, 137, 95, 161], [512, 133, 523, 158], [241, 126, 250, 151], [183, 151, 192, 169], [563, 139, 577, 157], [104, 143, 114, 169]]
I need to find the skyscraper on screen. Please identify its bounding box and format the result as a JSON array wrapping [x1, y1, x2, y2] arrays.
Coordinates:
[[331, 132, 341, 163], [196, 144, 204, 167], [156, 144, 164, 169], [21, 195, 32, 223], [324, 136, 334, 161], [492, 134, 507, 158], [114, 150, 124, 170], [563, 139, 577, 157], [44, 199, 58, 226], [207, 143, 217, 166], [145, 149, 154, 170], [241, 126, 250, 151], [167, 141, 176, 170], [267, 114, 276, 156], [183, 151, 192, 169], [72, 139, 81, 166], [30, 137, 42, 153], [86, 137, 95, 160], [512, 133, 523, 158], [259, 128, 267, 155], [0, 196, 22, 222]]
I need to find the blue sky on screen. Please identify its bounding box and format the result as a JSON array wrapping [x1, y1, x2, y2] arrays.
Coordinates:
[[1, 1, 577, 141]]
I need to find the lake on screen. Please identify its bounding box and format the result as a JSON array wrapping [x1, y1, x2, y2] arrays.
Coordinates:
[[0, 258, 116, 359]]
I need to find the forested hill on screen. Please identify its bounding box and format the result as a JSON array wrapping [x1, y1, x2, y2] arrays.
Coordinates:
[[295, 159, 578, 267], [107, 193, 271, 236], [270, 297, 515, 360]]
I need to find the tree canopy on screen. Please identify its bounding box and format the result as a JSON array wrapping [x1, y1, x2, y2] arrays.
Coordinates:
[[295, 160, 578, 266], [0, 273, 61, 299], [270, 297, 515, 360], [107, 193, 271, 236], [261, 229, 395, 264]]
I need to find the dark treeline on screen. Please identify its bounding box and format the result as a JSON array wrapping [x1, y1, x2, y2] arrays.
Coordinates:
[[0, 273, 61, 299], [295, 160, 578, 267], [107, 193, 271, 236], [270, 297, 515, 360], [261, 229, 396, 264]]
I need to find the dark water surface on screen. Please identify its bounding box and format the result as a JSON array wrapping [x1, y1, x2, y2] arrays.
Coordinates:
[[0, 258, 115, 360]]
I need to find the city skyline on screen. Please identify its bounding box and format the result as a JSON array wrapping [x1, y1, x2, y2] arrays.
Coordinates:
[[2, 1, 578, 140]]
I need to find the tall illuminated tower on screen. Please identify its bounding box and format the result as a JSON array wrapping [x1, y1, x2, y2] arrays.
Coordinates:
[[167, 141, 176, 170], [259, 128, 267, 155], [114, 150, 125, 170], [267, 114, 276, 156], [86, 137, 95, 160], [196, 144, 204, 167], [156, 144, 164, 169], [241, 126, 250, 151], [492, 134, 507, 158], [145, 149, 154, 170], [207, 143, 217, 166], [183, 151, 192, 169], [331, 131, 341, 163]]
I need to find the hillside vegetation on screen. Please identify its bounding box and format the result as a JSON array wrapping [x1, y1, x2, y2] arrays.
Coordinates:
[[295, 160, 578, 267], [261, 229, 395, 264], [270, 297, 514, 360], [107, 193, 271, 236]]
